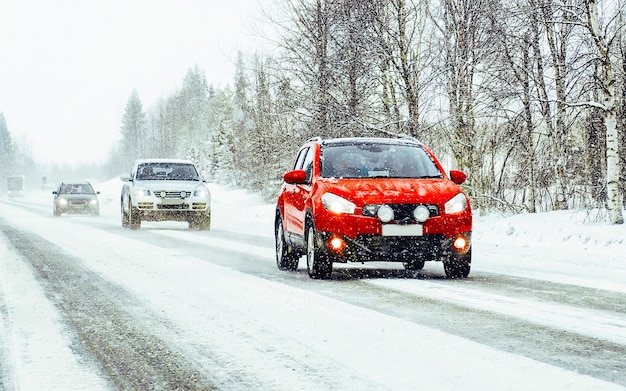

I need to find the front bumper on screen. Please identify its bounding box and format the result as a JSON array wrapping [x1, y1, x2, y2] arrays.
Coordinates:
[[56, 200, 99, 214], [134, 197, 209, 212], [312, 206, 472, 263], [317, 230, 471, 263], [132, 195, 210, 222]]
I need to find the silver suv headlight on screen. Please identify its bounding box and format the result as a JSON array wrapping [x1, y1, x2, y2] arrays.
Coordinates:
[[193, 186, 210, 198], [444, 193, 468, 214], [134, 187, 151, 198], [322, 193, 356, 214]]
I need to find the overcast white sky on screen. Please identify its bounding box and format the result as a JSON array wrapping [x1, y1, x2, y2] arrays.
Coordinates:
[[0, 0, 268, 165]]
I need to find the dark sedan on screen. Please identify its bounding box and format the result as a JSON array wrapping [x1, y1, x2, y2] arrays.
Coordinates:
[[53, 182, 100, 216]]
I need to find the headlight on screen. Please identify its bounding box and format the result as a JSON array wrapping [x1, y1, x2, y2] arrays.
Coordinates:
[[58, 198, 68, 206], [322, 193, 356, 214], [193, 186, 210, 198], [444, 193, 468, 214], [134, 188, 151, 198], [89, 199, 98, 206]]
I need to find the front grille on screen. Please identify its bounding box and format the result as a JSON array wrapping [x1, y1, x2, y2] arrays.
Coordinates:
[[155, 190, 189, 199], [362, 204, 439, 223], [69, 201, 88, 206], [347, 234, 447, 262], [192, 203, 207, 210]]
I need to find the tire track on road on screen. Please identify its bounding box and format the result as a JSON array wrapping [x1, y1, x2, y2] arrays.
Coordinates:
[[1, 223, 217, 391]]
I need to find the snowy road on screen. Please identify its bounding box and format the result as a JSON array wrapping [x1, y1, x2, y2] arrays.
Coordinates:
[[1, 182, 625, 390]]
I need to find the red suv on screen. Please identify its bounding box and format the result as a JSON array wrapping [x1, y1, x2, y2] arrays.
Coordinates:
[[275, 136, 472, 279]]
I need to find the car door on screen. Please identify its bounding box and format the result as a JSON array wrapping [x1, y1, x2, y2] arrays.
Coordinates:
[[283, 146, 314, 237]]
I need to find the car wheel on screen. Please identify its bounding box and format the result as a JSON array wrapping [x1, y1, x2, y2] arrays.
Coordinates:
[[443, 249, 471, 278], [121, 202, 129, 227], [306, 223, 332, 279], [129, 202, 141, 230], [275, 214, 299, 271], [403, 259, 425, 271]]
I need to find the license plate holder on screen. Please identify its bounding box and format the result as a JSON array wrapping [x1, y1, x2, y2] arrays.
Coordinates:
[[382, 224, 423, 236]]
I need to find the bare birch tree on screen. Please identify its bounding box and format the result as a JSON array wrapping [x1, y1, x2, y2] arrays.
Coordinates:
[[584, 0, 624, 224]]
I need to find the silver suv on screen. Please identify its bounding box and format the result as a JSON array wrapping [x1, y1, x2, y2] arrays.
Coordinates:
[[120, 159, 211, 230]]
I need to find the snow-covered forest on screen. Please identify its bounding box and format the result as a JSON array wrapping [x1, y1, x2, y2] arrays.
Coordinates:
[[2, 0, 626, 222]]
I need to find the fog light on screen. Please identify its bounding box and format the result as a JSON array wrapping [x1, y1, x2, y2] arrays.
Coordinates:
[[413, 205, 430, 222], [377, 205, 394, 223], [453, 236, 469, 252], [329, 236, 346, 253]]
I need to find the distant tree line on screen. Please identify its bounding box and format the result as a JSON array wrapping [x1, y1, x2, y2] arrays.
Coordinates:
[[110, 0, 626, 224], [0, 113, 14, 192]]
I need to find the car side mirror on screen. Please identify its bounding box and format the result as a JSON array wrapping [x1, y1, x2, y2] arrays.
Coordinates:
[[283, 169, 307, 184], [120, 174, 131, 182], [449, 170, 467, 184], [52, 191, 57, 195]]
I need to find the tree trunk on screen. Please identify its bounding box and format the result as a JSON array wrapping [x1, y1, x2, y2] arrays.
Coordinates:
[[587, 0, 624, 224]]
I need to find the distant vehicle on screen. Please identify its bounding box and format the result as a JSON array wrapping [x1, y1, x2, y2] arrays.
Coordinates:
[[120, 159, 211, 230], [52, 182, 100, 216], [275, 136, 472, 279], [7, 175, 25, 197]]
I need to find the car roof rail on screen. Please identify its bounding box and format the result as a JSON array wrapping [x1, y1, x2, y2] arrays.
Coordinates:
[[396, 133, 421, 143], [306, 136, 323, 143]]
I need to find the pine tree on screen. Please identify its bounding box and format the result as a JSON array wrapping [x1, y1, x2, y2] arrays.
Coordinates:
[[0, 113, 14, 180], [119, 89, 146, 170]]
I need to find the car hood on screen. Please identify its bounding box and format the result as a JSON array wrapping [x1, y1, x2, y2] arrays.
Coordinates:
[[318, 178, 463, 206], [135, 180, 203, 191], [57, 194, 97, 200]]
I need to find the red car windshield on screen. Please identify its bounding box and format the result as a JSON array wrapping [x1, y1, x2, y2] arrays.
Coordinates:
[[320, 143, 443, 179]]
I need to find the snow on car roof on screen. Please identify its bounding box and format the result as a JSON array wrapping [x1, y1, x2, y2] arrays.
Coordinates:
[[319, 136, 424, 147], [133, 158, 195, 165]]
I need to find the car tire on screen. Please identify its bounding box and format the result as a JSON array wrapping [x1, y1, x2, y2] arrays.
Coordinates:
[[129, 202, 141, 230], [306, 223, 332, 279], [443, 249, 471, 278], [121, 202, 129, 227], [275, 214, 299, 271], [403, 259, 425, 271]]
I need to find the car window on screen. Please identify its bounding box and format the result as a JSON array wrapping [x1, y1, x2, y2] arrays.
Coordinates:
[[293, 147, 309, 170], [302, 147, 314, 182], [136, 163, 200, 181], [59, 184, 95, 194], [321, 143, 443, 179]]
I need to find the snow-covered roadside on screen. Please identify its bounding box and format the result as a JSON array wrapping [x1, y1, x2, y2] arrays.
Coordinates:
[[0, 233, 111, 390]]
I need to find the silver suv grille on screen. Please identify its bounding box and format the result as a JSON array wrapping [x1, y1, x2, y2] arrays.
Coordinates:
[[154, 190, 189, 199]]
